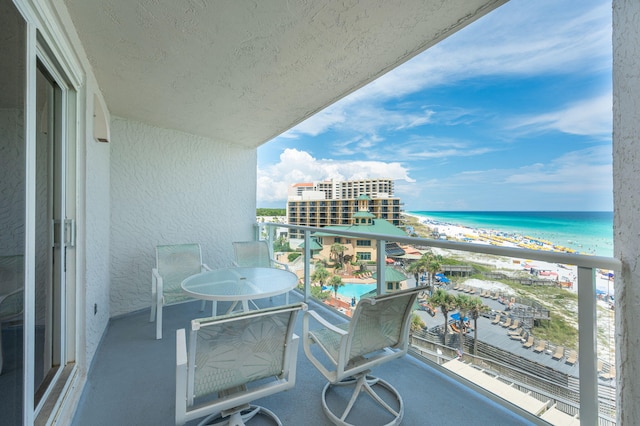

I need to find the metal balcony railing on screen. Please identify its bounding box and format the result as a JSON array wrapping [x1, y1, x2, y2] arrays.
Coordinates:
[[258, 221, 620, 425]]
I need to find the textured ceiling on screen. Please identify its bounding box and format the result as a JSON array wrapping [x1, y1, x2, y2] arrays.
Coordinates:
[[63, 0, 507, 148]]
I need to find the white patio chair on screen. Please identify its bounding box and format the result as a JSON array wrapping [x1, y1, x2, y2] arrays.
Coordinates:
[[232, 241, 291, 310], [150, 243, 210, 340], [232, 240, 289, 271], [303, 286, 425, 426], [175, 302, 306, 426]]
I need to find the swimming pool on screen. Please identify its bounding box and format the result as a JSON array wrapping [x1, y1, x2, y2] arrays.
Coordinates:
[[335, 283, 376, 299]]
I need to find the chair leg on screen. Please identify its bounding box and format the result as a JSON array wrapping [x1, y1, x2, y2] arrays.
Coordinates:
[[156, 303, 163, 340], [150, 274, 157, 322], [149, 298, 156, 322], [197, 405, 282, 426], [321, 372, 404, 426]]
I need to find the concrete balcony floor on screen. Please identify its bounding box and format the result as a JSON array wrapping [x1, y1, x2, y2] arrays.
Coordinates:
[[71, 293, 535, 426]]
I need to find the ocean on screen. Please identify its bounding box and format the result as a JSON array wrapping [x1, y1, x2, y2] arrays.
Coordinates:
[[408, 211, 614, 257]]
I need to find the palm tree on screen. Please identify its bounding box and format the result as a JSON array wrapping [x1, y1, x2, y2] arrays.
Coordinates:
[[328, 274, 344, 307], [429, 288, 456, 345], [330, 243, 346, 262], [410, 313, 425, 333], [311, 265, 330, 287], [406, 260, 423, 285], [330, 243, 347, 272], [467, 296, 490, 355], [455, 293, 473, 352], [426, 255, 442, 291]]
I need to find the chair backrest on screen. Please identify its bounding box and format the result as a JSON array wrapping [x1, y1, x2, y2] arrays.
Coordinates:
[[156, 244, 203, 303], [233, 240, 274, 268], [346, 287, 422, 362], [187, 303, 305, 405]]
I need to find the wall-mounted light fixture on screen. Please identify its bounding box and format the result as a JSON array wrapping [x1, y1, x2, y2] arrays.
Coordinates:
[[93, 93, 110, 143]]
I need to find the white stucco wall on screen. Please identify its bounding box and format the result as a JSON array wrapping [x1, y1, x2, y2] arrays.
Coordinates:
[[109, 118, 257, 316], [83, 94, 112, 362], [612, 1, 640, 424]]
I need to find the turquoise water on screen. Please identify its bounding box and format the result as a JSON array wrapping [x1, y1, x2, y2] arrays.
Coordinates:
[[408, 211, 613, 257], [333, 283, 376, 299]]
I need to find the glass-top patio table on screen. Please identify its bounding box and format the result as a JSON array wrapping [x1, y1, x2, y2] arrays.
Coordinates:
[[181, 267, 298, 316]]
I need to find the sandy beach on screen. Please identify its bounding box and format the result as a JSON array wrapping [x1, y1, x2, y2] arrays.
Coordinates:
[[404, 213, 616, 361], [404, 212, 615, 299]]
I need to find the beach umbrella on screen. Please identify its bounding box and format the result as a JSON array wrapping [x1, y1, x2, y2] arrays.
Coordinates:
[[435, 273, 450, 283], [450, 312, 468, 321]]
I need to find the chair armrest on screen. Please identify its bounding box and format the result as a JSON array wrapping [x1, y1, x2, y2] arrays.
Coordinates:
[[302, 310, 348, 382], [304, 310, 348, 335], [272, 259, 290, 271]]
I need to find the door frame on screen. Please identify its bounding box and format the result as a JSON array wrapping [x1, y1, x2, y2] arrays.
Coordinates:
[[13, 1, 83, 423]]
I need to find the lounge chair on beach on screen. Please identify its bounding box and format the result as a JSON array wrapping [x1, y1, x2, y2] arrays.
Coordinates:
[[552, 346, 565, 360], [522, 335, 534, 348], [597, 359, 603, 373], [600, 366, 616, 380], [500, 317, 512, 328], [533, 340, 547, 353], [509, 328, 524, 340], [491, 313, 501, 325], [566, 350, 578, 365], [508, 326, 522, 335], [509, 319, 520, 330], [491, 292, 499, 300]]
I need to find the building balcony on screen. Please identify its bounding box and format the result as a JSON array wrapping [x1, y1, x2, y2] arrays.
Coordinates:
[[262, 222, 617, 425], [70, 293, 540, 426], [68, 221, 620, 425]]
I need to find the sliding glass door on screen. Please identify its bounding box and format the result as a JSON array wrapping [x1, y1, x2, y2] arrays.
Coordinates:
[[0, 1, 77, 423], [0, 1, 27, 424]]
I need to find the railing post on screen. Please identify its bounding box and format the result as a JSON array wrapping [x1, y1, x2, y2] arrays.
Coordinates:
[[577, 265, 598, 425], [303, 230, 311, 302], [377, 239, 385, 294]]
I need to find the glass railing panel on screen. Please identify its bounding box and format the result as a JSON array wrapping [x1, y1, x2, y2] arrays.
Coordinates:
[[259, 221, 618, 425]]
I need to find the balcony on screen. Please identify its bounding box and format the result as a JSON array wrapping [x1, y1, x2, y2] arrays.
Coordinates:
[[71, 222, 619, 425], [71, 294, 537, 426], [260, 222, 618, 425]]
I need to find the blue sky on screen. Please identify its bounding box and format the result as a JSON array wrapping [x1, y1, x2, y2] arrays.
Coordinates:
[[257, 0, 612, 212]]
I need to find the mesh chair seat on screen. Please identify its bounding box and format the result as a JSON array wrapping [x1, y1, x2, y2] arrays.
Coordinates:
[[176, 303, 306, 426], [303, 286, 426, 426], [150, 243, 210, 339]]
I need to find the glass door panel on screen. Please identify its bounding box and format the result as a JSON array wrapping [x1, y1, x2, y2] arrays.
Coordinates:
[[0, 1, 27, 424], [34, 63, 64, 406]]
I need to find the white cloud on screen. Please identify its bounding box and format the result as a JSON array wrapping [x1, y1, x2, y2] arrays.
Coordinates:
[[507, 93, 612, 137], [398, 144, 612, 210], [257, 148, 415, 204], [278, 0, 611, 141]]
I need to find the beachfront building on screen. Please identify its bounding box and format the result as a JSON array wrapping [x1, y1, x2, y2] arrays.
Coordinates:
[[2, 1, 639, 425], [373, 267, 409, 292], [312, 195, 407, 264], [287, 179, 403, 238]]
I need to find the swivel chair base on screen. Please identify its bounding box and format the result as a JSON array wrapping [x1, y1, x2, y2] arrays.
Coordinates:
[[321, 371, 404, 426], [199, 404, 282, 426]]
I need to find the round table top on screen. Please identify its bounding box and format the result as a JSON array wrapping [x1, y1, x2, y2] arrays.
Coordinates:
[[181, 267, 298, 301]]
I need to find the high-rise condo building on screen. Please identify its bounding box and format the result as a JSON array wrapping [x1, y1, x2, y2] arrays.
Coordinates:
[[286, 178, 403, 239]]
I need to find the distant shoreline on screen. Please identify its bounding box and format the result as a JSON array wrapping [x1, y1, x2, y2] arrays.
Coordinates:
[[405, 210, 613, 257]]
